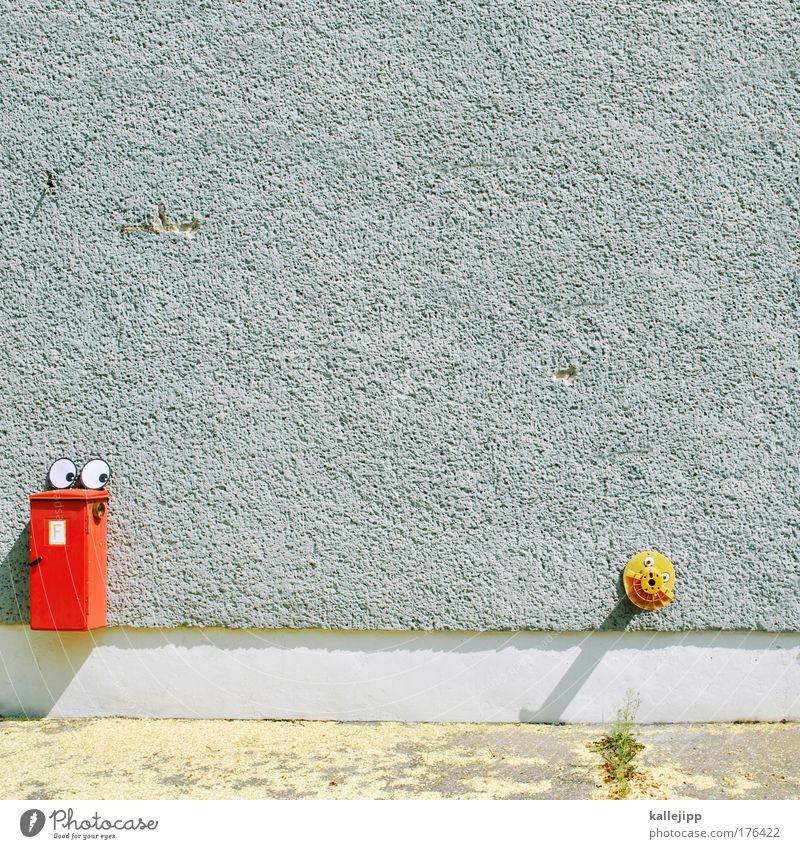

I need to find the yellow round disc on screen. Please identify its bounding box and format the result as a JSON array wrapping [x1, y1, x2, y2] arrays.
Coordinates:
[[623, 550, 675, 609]]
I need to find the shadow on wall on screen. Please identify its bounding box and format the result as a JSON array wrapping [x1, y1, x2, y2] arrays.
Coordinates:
[[0, 629, 95, 717], [0, 623, 798, 720], [518, 569, 642, 722], [519, 596, 638, 723], [1, 524, 30, 625], [0, 524, 95, 715]]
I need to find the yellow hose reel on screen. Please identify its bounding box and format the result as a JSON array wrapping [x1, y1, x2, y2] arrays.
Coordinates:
[[623, 550, 675, 610]]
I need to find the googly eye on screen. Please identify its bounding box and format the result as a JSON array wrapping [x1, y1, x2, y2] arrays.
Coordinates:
[[643, 556, 655, 568], [661, 572, 670, 583], [78, 458, 112, 490], [47, 458, 77, 489]]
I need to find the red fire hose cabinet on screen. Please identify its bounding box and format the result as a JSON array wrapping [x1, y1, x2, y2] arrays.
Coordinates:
[[28, 489, 109, 630]]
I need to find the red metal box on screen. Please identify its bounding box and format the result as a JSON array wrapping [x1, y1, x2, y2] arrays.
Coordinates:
[[28, 489, 109, 630]]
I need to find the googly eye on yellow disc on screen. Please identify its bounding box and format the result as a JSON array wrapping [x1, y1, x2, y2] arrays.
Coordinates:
[[623, 550, 675, 610]]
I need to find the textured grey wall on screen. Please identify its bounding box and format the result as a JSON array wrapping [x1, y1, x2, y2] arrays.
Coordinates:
[[0, 0, 797, 631]]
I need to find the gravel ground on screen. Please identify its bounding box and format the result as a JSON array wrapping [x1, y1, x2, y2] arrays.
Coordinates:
[[0, 719, 797, 800]]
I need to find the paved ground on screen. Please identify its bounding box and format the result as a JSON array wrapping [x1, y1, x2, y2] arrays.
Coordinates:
[[0, 719, 797, 800]]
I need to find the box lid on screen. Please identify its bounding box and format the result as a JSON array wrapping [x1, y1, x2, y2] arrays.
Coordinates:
[[28, 489, 110, 502]]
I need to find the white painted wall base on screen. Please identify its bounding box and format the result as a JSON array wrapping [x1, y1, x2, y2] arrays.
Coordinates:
[[0, 626, 797, 722]]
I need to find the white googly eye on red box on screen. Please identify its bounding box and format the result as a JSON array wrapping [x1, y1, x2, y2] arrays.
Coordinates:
[[48, 458, 77, 489], [79, 458, 112, 490]]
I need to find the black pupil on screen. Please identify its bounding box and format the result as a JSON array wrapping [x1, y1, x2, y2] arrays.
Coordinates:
[[66, 472, 74, 481], [99, 474, 108, 482]]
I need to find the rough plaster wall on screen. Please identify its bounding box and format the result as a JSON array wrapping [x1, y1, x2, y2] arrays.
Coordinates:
[[0, 0, 797, 630]]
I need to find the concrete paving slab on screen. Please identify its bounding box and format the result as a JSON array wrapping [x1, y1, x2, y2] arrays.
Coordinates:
[[632, 724, 800, 800], [0, 719, 797, 800]]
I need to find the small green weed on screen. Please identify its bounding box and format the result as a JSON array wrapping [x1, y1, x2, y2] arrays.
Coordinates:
[[591, 689, 644, 799]]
